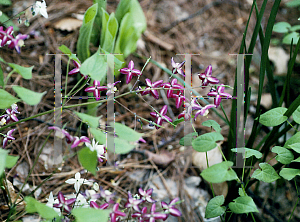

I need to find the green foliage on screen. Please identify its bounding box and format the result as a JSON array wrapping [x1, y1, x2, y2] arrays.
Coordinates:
[[5, 155, 19, 168], [283, 32, 300, 45], [273, 20, 300, 45], [251, 163, 280, 183], [0, 149, 8, 176], [100, 10, 118, 53], [286, 0, 300, 7], [89, 128, 106, 144], [12, 86, 46, 106], [256, 107, 288, 126], [192, 132, 224, 152], [0, 89, 20, 109], [271, 146, 294, 164], [0, 65, 4, 88], [273, 22, 291, 33], [8, 63, 33, 80], [77, 3, 98, 62], [279, 168, 300, 180], [228, 196, 259, 214], [205, 195, 226, 219], [72, 208, 110, 222], [284, 132, 300, 148], [74, 111, 101, 128], [90, 0, 107, 46], [179, 132, 198, 146], [0, 12, 19, 31], [78, 147, 98, 175], [58, 45, 79, 63], [231, 147, 262, 159], [202, 120, 221, 133], [288, 143, 300, 153], [292, 105, 300, 124], [111, 122, 143, 142], [200, 161, 238, 183], [0, 0, 12, 5], [25, 196, 59, 220]]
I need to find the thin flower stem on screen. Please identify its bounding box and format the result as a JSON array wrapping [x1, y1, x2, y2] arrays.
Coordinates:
[[131, 56, 151, 91], [63, 58, 71, 104], [242, 156, 246, 182]]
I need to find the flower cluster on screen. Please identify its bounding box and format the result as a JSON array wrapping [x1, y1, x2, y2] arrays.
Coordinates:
[[0, 26, 28, 53], [1, 104, 20, 148]]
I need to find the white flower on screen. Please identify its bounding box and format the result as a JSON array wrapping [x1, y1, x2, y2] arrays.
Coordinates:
[[65, 172, 91, 193], [85, 139, 106, 161], [46, 192, 61, 216], [66, 193, 89, 208], [0, 118, 6, 126], [34, 0, 48, 18]]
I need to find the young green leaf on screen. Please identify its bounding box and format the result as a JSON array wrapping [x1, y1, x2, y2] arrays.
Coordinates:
[[279, 168, 300, 180], [89, 128, 106, 144], [8, 63, 33, 79], [5, 155, 19, 168], [0, 149, 8, 176], [25, 196, 59, 219], [77, 3, 98, 62], [292, 105, 300, 124], [80, 48, 107, 82], [78, 147, 98, 175], [271, 146, 294, 164], [74, 112, 101, 128], [286, 0, 300, 8], [100, 10, 118, 53], [273, 22, 291, 33], [72, 208, 110, 222], [12, 86, 46, 106], [290, 25, 300, 32], [90, 0, 107, 46], [58, 45, 79, 63], [256, 107, 288, 126], [231, 147, 262, 159], [284, 132, 300, 149], [179, 132, 198, 146], [111, 122, 143, 142], [192, 132, 224, 152], [0, 89, 20, 109], [205, 195, 226, 219], [202, 120, 221, 133], [251, 163, 280, 183], [200, 161, 238, 183], [283, 32, 300, 45], [229, 196, 258, 214]]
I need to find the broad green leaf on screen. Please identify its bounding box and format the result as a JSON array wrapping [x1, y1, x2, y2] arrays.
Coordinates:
[[0, 65, 4, 88], [179, 132, 198, 146], [292, 105, 300, 124], [74, 111, 101, 128], [0, 0, 12, 5], [279, 168, 300, 180], [100, 48, 124, 73], [251, 163, 280, 183], [202, 120, 221, 133], [101, 12, 118, 53], [106, 136, 135, 154], [284, 132, 300, 149], [0, 89, 20, 109], [90, 0, 107, 46], [292, 156, 300, 162], [192, 132, 224, 152], [78, 147, 97, 175], [200, 161, 238, 183], [0, 13, 19, 31], [8, 63, 33, 79], [89, 128, 106, 144], [286, 0, 300, 7], [239, 188, 246, 196], [0, 149, 8, 176], [229, 196, 258, 214], [231, 147, 262, 159], [77, 3, 98, 62], [290, 25, 300, 32], [58, 45, 79, 63], [12, 86, 46, 106], [25, 196, 59, 219], [72, 208, 110, 222], [80, 48, 107, 82], [257, 107, 288, 126], [283, 32, 300, 45], [111, 122, 143, 142], [273, 22, 291, 33], [272, 146, 294, 164], [5, 155, 19, 168], [205, 195, 226, 219]]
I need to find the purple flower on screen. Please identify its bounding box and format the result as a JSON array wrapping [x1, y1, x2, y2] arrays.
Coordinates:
[[125, 191, 143, 212], [207, 84, 232, 107], [99, 187, 115, 204], [178, 101, 192, 121], [85, 80, 107, 101], [71, 136, 90, 148], [90, 201, 109, 209], [150, 105, 172, 129], [138, 188, 156, 203], [143, 79, 164, 100], [198, 65, 219, 88], [53, 191, 76, 213], [119, 60, 141, 84], [0, 26, 28, 53], [171, 57, 185, 77], [0, 26, 13, 47], [48, 126, 73, 144], [1, 104, 20, 124], [68, 60, 88, 79], [110, 203, 126, 222], [161, 197, 181, 217], [7, 34, 28, 54], [3, 129, 15, 148], [171, 91, 185, 109], [82, 189, 101, 201], [191, 98, 216, 119], [162, 78, 184, 98], [106, 81, 121, 96], [132, 207, 148, 222], [144, 203, 168, 222]]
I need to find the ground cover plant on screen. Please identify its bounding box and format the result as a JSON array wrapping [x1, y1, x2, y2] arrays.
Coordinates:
[[1, 0, 300, 221]]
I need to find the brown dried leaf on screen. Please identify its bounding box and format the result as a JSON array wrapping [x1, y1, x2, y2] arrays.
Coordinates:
[[144, 150, 175, 167], [54, 18, 82, 31]]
